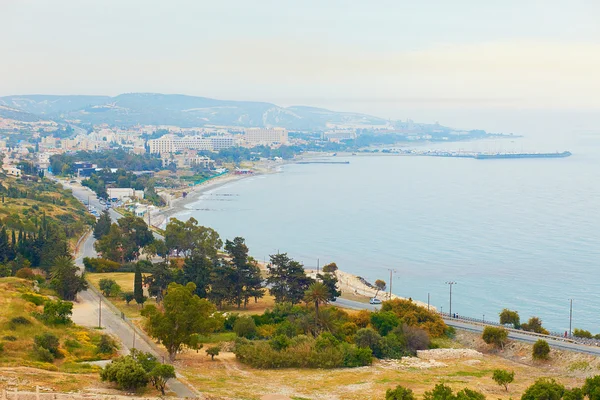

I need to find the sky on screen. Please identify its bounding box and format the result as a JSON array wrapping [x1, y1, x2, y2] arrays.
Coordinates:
[[1, 0, 600, 130]]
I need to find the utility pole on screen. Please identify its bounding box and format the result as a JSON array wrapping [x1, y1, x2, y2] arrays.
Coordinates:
[[98, 296, 102, 329], [317, 258, 320, 274], [446, 281, 457, 317], [569, 298, 573, 337], [388, 269, 397, 300], [427, 293, 430, 310]]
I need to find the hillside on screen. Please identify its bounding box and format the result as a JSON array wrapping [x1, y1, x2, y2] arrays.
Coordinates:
[[0, 93, 393, 130]]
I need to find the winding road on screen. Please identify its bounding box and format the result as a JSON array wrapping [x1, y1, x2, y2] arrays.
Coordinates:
[[58, 178, 197, 398]]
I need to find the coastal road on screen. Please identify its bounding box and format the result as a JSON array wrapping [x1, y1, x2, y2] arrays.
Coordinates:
[[333, 298, 600, 356], [58, 178, 196, 398]]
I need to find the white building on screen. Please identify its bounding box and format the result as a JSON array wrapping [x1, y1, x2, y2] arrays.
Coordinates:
[[107, 188, 145, 201], [244, 128, 288, 146], [209, 136, 235, 151], [148, 134, 235, 154]]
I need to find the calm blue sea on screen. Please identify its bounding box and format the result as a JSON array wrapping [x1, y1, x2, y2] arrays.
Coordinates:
[[175, 129, 600, 333]]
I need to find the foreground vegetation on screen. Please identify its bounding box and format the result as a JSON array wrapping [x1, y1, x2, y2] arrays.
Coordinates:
[[0, 278, 116, 372]]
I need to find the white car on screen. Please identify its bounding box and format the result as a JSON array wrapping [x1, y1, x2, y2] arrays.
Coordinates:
[[369, 298, 382, 305]]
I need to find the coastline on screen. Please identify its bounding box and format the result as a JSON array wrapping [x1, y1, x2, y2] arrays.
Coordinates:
[[154, 156, 432, 310]]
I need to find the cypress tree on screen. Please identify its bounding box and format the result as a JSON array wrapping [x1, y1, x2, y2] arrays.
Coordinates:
[[134, 263, 144, 305]]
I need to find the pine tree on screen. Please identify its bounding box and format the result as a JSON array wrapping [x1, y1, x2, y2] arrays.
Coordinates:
[[134, 263, 144, 306]]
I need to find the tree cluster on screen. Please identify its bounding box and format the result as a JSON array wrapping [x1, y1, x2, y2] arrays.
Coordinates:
[[101, 349, 175, 394]]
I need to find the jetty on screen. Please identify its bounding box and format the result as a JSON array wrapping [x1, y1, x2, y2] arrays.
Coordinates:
[[296, 161, 350, 164]]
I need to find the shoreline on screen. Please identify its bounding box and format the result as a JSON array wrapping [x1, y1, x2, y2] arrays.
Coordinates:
[[154, 157, 431, 309]]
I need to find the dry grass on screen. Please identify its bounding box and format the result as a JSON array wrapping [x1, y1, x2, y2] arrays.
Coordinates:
[[170, 331, 600, 400], [86, 273, 157, 319], [0, 278, 115, 373]]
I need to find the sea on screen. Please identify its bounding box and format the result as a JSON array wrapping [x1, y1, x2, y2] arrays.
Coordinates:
[[174, 117, 600, 333]]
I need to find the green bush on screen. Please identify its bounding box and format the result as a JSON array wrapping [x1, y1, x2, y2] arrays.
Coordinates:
[[97, 334, 117, 354], [10, 316, 32, 327], [482, 326, 508, 349], [2, 335, 17, 341], [234, 315, 258, 339], [269, 334, 292, 351], [234, 337, 371, 369], [40, 299, 73, 325], [34, 346, 55, 363], [492, 369, 514, 391], [101, 356, 149, 391], [582, 375, 600, 400], [522, 378, 564, 400], [386, 385, 415, 400], [532, 339, 550, 360], [21, 293, 47, 306], [99, 278, 121, 297], [64, 339, 82, 350], [34, 332, 63, 359], [370, 311, 400, 336], [120, 291, 135, 305], [355, 328, 383, 358], [0, 342, 4, 353], [573, 328, 593, 339], [83, 257, 121, 273]]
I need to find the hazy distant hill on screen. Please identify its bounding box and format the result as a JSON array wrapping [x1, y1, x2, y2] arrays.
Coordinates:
[[0, 93, 390, 130], [0, 105, 41, 122]]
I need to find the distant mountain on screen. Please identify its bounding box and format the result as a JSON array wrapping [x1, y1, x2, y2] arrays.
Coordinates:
[[0, 93, 390, 130], [0, 105, 41, 122]]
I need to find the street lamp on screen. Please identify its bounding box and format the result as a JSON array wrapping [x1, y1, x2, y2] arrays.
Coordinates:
[[569, 299, 573, 337], [446, 281, 457, 317]]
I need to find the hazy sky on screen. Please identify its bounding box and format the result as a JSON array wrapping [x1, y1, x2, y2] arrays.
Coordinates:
[[1, 0, 599, 125]]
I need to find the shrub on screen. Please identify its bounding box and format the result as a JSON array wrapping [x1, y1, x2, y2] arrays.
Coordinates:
[[350, 309, 371, 328], [0, 342, 4, 353], [234, 338, 371, 369], [455, 388, 486, 400], [522, 378, 564, 400], [532, 339, 550, 360], [354, 328, 383, 358], [564, 388, 585, 400], [257, 323, 277, 339], [381, 299, 447, 337], [206, 346, 220, 360], [370, 311, 400, 336], [492, 369, 515, 391], [386, 385, 415, 400], [482, 326, 508, 349], [582, 375, 600, 400], [234, 315, 258, 339], [99, 278, 121, 297], [2, 335, 17, 341], [341, 322, 358, 339], [120, 291, 135, 305], [97, 334, 117, 354], [444, 325, 456, 338], [573, 328, 593, 339], [41, 299, 73, 324], [64, 339, 82, 350], [424, 383, 454, 400], [224, 313, 239, 331], [101, 356, 149, 391], [34, 332, 63, 359], [21, 293, 47, 306], [15, 267, 35, 279], [398, 324, 430, 354], [34, 346, 55, 363], [270, 334, 292, 351], [274, 320, 298, 338], [83, 257, 121, 273], [521, 317, 549, 335], [10, 316, 32, 328]]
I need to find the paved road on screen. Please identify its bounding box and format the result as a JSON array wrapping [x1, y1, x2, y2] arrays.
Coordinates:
[[56, 177, 196, 398], [334, 298, 600, 356]]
